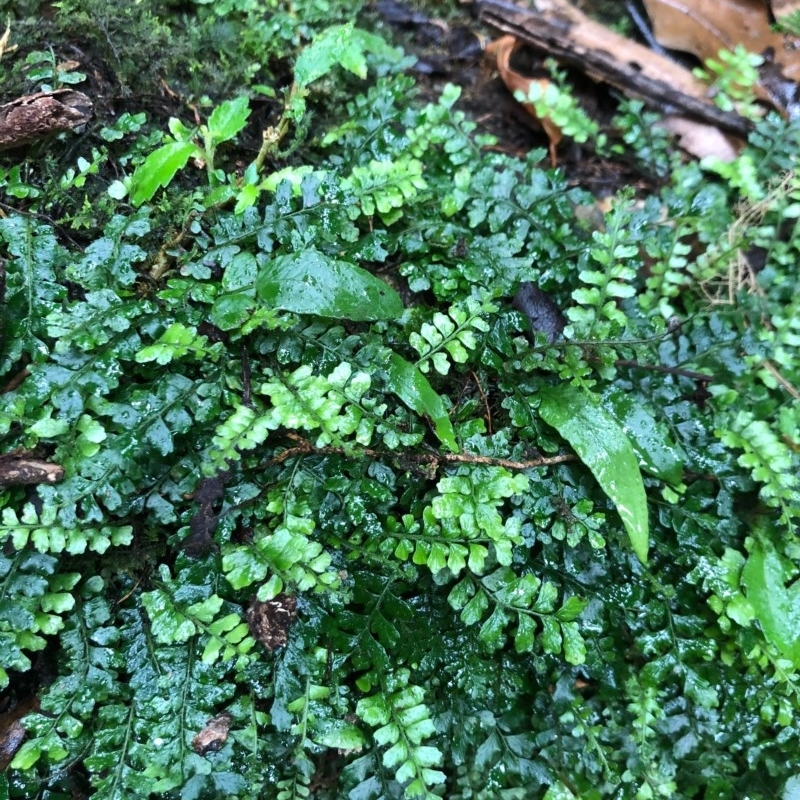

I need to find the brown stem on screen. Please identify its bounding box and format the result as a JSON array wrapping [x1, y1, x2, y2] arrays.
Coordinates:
[[266, 433, 577, 472], [614, 359, 713, 382]]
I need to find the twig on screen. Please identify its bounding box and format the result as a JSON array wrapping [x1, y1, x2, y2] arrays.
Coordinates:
[[148, 211, 198, 280], [625, 0, 669, 57], [760, 360, 800, 400], [241, 345, 252, 407], [614, 359, 713, 382], [471, 369, 493, 434], [266, 433, 577, 472], [1, 367, 29, 394]]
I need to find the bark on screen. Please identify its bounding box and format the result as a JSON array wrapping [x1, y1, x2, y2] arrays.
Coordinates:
[[475, 0, 753, 138], [0, 89, 92, 150]]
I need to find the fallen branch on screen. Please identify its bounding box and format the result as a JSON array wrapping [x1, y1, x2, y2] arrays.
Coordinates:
[[475, 0, 752, 138], [0, 455, 64, 485], [0, 89, 92, 151]]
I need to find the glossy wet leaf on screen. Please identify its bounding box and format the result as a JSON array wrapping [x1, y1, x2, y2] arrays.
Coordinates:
[[742, 540, 800, 666], [538, 384, 649, 563], [130, 141, 197, 206], [256, 249, 403, 322], [294, 23, 397, 87], [385, 353, 459, 452], [207, 96, 250, 142], [603, 387, 685, 485]]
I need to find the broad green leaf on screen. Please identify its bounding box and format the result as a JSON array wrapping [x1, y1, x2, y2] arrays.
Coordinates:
[[293, 24, 395, 88], [386, 353, 458, 452], [256, 249, 403, 322], [207, 96, 250, 143], [538, 384, 649, 563], [602, 388, 685, 485], [210, 292, 254, 331], [295, 24, 357, 86], [130, 140, 197, 206], [742, 541, 800, 666]]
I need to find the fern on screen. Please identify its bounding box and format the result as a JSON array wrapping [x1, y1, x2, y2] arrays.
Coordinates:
[[141, 569, 256, 669], [447, 567, 587, 661], [408, 296, 493, 375], [356, 670, 445, 800], [1, 503, 132, 554], [10, 576, 113, 768], [3, 8, 800, 798], [341, 157, 427, 225], [719, 410, 800, 521], [221, 512, 339, 596], [135, 322, 223, 365], [568, 194, 641, 338], [0, 551, 80, 689], [206, 360, 376, 471]]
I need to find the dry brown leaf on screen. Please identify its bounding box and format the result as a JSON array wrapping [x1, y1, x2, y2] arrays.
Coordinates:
[[485, 35, 562, 164], [192, 712, 233, 756], [643, 0, 800, 89], [657, 115, 743, 161]]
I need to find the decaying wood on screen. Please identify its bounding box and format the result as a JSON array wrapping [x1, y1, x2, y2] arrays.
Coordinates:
[[0, 455, 64, 485], [0, 89, 92, 151], [475, 0, 753, 138]]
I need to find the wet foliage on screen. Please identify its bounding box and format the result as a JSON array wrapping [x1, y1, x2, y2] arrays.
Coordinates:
[[0, 1, 799, 798]]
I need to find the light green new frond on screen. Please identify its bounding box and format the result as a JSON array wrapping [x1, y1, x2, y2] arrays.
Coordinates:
[[222, 514, 339, 595], [258, 361, 375, 447], [719, 410, 800, 520], [141, 579, 256, 670], [206, 403, 277, 472], [356, 670, 445, 800], [568, 195, 642, 338], [409, 296, 493, 375], [341, 157, 427, 225], [135, 322, 222, 365], [2, 503, 133, 554], [0, 550, 81, 689]]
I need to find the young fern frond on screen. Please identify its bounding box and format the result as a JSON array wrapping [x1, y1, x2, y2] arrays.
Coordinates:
[[135, 322, 223, 365], [719, 411, 800, 521], [568, 195, 641, 338], [341, 157, 428, 225], [1, 503, 132, 554], [356, 670, 445, 800], [141, 576, 257, 669], [207, 361, 375, 471], [408, 296, 493, 375], [221, 514, 339, 596], [0, 550, 80, 689]]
